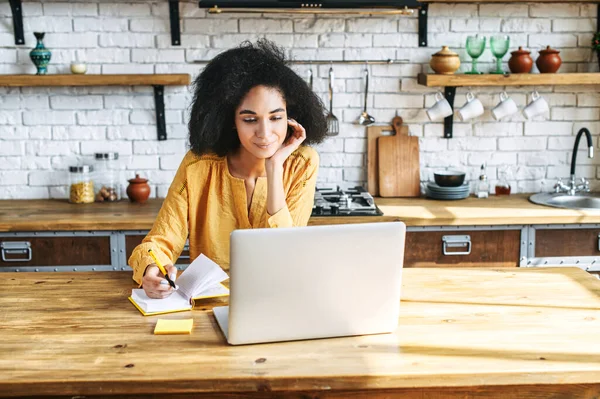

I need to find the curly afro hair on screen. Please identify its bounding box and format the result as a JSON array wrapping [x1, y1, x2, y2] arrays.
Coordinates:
[[188, 39, 328, 157]]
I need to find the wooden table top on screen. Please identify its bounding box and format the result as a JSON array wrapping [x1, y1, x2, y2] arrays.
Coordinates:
[[2, 268, 600, 398], [2, 194, 600, 232]]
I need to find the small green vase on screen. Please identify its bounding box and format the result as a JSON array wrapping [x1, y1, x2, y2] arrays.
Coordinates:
[[29, 32, 51, 75]]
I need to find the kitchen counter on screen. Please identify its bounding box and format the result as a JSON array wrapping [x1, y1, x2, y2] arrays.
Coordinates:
[[2, 267, 599, 398], [1, 195, 600, 232]]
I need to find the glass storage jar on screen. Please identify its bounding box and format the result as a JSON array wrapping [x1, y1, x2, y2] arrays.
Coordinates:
[[94, 152, 121, 202], [69, 165, 95, 204]]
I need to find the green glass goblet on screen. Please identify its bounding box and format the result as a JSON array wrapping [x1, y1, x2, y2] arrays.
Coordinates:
[[465, 35, 486, 75], [490, 35, 510, 74]]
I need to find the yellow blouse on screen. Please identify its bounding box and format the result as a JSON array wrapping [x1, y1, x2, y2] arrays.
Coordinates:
[[128, 145, 319, 285]]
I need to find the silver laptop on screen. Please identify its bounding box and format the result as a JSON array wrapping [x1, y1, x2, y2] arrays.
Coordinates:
[[213, 221, 406, 345]]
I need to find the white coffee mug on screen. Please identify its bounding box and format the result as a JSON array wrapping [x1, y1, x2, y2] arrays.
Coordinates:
[[426, 92, 453, 122], [523, 90, 549, 120], [491, 91, 519, 121], [457, 91, 484, 122]]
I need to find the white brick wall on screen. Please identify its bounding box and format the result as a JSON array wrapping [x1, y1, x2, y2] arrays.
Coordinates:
[[0, 1, 599, 199]]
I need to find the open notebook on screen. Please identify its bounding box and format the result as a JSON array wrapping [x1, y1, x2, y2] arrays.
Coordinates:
[[129, 254, 229, 316]]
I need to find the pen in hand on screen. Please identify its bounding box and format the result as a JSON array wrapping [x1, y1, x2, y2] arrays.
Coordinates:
[[147, 249, 177, 290]]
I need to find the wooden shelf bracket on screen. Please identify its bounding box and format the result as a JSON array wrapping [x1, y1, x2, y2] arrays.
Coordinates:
[[443, 86, 456, 139], [8, 0, 24, 45], [153, 86, 167, 141], [169, 0, 181, 46]]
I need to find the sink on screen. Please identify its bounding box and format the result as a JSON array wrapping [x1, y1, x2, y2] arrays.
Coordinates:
[[529, 192, 600, 210]]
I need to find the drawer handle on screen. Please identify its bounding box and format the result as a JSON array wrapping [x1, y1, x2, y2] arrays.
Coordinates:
[[1, 241, 32, 262], [442, 235, 471, 256]]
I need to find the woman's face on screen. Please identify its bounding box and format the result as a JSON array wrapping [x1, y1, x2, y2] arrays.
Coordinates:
[[234, 85, 288, 159]]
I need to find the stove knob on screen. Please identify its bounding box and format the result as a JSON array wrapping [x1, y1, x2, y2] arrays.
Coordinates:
[[314, 205, 323, 215], [330, 204, 340, 215]]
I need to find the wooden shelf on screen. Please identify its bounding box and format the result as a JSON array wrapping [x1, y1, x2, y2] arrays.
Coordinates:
[[418, 73, 600, 140], [0, 74, 191, 141], [0, 74, 191, 87], [418, 73, 600, 88]]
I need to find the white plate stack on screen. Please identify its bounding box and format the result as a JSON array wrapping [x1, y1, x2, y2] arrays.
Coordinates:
[[426, 182, 470, 200]]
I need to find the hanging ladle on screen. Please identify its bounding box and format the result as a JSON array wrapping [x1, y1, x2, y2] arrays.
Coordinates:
[[357, 64, 375, 126]]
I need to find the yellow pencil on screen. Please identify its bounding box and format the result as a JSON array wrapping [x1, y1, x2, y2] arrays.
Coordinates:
[[148, 249, 176, 289]]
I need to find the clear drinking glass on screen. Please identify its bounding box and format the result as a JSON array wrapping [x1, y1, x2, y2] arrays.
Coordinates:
[[490, 35, 510, 74], [465, 35, 486, 75]]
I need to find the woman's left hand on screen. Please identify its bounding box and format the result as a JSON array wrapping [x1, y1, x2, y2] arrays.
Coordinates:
[[267, 118, 306, 168]]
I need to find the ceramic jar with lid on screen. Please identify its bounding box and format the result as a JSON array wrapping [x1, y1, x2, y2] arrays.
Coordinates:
[[429, 46, 461, 75], [508, 47, 533, 74], [536, 46, 561, 73], [126, 174, 151, 204]]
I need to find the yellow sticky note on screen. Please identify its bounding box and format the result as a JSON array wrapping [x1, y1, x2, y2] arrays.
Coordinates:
[[154, 319, 194, 335]]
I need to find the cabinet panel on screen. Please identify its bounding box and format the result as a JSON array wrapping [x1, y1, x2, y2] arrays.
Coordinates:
[[535, 229, 600, 257], [405, 230, 520, 267], [125, 235, 190, 266], [0, 236, 111, 268]]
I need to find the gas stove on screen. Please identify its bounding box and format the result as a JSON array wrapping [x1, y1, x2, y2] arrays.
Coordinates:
[[312, 186, 383, 217]]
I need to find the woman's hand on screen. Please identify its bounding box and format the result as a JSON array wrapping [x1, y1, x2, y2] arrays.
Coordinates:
[[142, 264, 178, 299], [266, 118, 307, 169]]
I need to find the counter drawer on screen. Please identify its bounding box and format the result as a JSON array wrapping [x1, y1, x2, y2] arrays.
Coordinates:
[[534, 228, 600, 257], [125, 234, 190, 266], [404, 230, 521, 268], [0, 236, 111, 268]]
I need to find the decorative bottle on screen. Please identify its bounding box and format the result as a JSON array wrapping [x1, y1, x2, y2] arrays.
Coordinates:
[[476, 164, 489, 199], [29, 32, 52, 75]]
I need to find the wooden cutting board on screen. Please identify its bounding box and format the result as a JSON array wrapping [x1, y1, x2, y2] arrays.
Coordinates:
[[367, 124, 395, 196], [377, 116, 421, 198]]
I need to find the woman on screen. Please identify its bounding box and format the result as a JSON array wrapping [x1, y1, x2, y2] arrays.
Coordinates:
[[128, 40, 328, 298]]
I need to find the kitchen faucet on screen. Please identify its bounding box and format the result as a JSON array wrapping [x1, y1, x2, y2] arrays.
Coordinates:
[[554, 127, 594, 195]]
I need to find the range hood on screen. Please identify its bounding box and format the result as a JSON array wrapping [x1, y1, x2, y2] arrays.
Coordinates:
[[199, 1, 421, 14]]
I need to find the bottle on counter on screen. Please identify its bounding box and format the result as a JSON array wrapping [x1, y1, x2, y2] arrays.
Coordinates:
[[495, 168, 512, 195], [476, 164, 489, 199], [69, 165, 95, 204], [94, 152, 121, 202]]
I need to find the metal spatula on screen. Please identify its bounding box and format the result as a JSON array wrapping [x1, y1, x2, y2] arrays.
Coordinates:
[[326, 66, 339, 136]]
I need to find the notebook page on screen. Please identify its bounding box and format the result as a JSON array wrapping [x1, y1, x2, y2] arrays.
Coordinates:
[[194, 283, 229, 299], [131, 289, 191, 313], [176, 254, 229, 299]]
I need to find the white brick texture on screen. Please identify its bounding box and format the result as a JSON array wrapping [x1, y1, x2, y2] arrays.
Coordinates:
[[1, 1, 599, 198]]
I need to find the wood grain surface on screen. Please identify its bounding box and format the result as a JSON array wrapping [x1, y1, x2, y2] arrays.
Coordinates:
[[0, 74, 191, 87], [535, 228, 600, 257], [366, 124, 395, 196], [3, 195, 600, 232], [0, 236, 111, 267], [1, 268, 599, 398], [0, 199, 401, 232], [377, 117, 420, 198], [418, 73, 600, 87], [405, 229, 521, 267]]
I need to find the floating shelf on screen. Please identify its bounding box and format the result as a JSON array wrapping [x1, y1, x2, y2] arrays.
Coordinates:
[[0, 74, 190, 87], [0, 74, 191, 141], [418, 73, 600, 87], [417, 73, 600, 140]]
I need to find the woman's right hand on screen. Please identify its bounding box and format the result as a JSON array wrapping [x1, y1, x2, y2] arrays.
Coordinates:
[[142, 263, 178, 299]]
